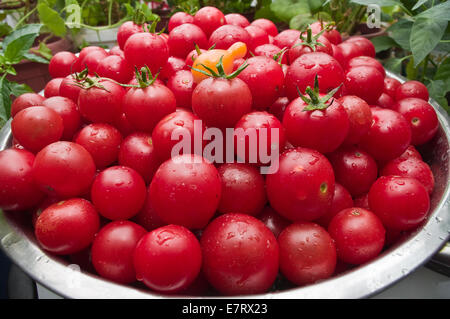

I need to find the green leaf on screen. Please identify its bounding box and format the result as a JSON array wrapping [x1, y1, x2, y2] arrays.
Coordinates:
[[434, 57, 450, 81], [3, 33, 38, 64], [31, 42, 53, 60], [308, 0, 325, 14], [416, 1, 450, 21], [388, 19, 413, 51], [350, 0, 402, 6], [37, 2, 67, 37], [371, 36, 399, 52], [411, 0, 429, 11], [0, 77, 12, 121], [289, 14, 317, 30], [410, 17, 447, 66], [383, 57, 405, 74], [427, 79, 449, 113], [0, 23, 12, 38], [23, 53, 50, 64], [270, 0, 310, 22], [2, 24, 42, 50], [7, 81, 32, 97]]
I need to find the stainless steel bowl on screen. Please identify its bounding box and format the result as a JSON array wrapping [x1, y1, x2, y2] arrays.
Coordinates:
[[0, 71, 449, 299]]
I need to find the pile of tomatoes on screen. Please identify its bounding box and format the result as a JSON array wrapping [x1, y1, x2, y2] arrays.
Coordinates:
[[0, 6, 441, 296]]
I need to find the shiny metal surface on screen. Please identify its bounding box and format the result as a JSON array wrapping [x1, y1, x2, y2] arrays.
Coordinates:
[[0, 71, 448, 299]]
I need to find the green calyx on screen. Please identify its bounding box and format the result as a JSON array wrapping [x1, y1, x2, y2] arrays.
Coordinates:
[[273, 47, 288, 66], [298, 75, 342, 111], [292, 23, 332, 52], [134, 66, 160, 88], [191, 55, 249, 80]]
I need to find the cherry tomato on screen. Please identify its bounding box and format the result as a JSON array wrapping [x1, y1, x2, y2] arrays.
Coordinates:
[[278, 222, 336, 285], [118, 132, 161, 184], [96, 55, 134, 84], [328, 207, 385, 265], [117, 21, 144, 50], [333, 39, 375, 68], [91, 166, 147, 220], [12, 106, 64, 153], [310, 21, 342, 45], [42, 96, 81, 140], [208, 25, 251, 50], [59, 75, 83, 103], [79, 49, 109, 75], [368, 176, 430, 230], [398, 144, 423, 161], [269, 96, 289, 122], [133, 188, 166, 231], [346, 56, 385, 76], [168, 12, 195, 32], [289, 33, 333, 63], [359, 108, 412, 162], [245, 25, 269, 52], [383, 77, 401, 98], [344, 66, 384, 105], [166, 70, 196, 109], [168, 23, 208, 58], [32, 141, 96, 198], [11, 93, 45, 117], [48, 51, 77, 78], [201, 213, 279, 295], [44, 78, 64, 98], [193, 6, 225, 37], [353, 193, 370, 210], [393, 97, 438, 146], [91, 220, 147, 284], [258, 206, 291, 238], [35, 198, 100, 255], [0, 149, 44, 211], [159, 57, 187, 83], [225, 13, 250, 28], [74, 123, 122, 169], [315, 183, 354, 228], [273, 29, 301, 49], [254, 43, 287, 64], [266, 147, 335, 221], [251, 18, 278, 37], [134, 224, 202, 293], [149, 154, 221, 229], [396, 80, 429, 101], [337, 95, 372, 145], [73, 46, 106, 72], [109, 45, 125, 58], [376, 92, 395, 109]]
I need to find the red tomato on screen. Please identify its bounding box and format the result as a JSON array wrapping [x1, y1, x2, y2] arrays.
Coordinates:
[[0, 149, 44, 211], [74, 46, 106, 72], [201, 213, 279, 295], [315, 183, 354, 228], [353, 193, 370, 210], [225, 13, 250, 28], [258, 206, 291, 238], [254, 43, 287, 64], [251, 18, 278, 37], [245, 25, 269, 52], [79, 49, 109, 75], [376, 92, 395, 109], [44, 78, 64, 98], [217, 163, 267, 216], [328, 146, 378, 197], [208, 25, 251, 50], [48, 51, 77, 78], [359, 108, 412, 162], [338, 95, 372, 145], [168, 12, 195, 32], [159, 57, 187, 83], [117, 21, 143, 50], [35, 198, 100, 255], [278, 222, 336, 285], [168, 23, 208, 58], [393, 97, 438, 146], [193, 6, 225, 37], [383, 77, 401, 98], [328, 207, 385, 265], [133, 188, 166, 231], [59, 75, 83, 103], [346, 56, 385, 76], [32, 141, 96, 198], [166, 70, 196, 109], [91, 220, 147, 284], [11, 93, 45, 117], [269, 96, 289, 122], [380, 157, 434, 195], [118, 132, 161, 184], [109, 45, 125, 58], [74, 123, 122, 169], [91, 166, 147, 220], [266, 147, 335, 221], [149, 154, 221, 229], [42, 96, 81, 140], [344, 66, 384, 105], [368, 176, 430, 230], [96, 55, 134, 84], [273, 29, 301, 49], [284, 52, 344, 100], [134, 225, 202, 293], [289, 33, 333, 63], [12, 106, 64, 153], [310, 21, 342, 45], [398, 144, 423, 161], [396, 80, 429, 101], [333, 39, 375, 68]]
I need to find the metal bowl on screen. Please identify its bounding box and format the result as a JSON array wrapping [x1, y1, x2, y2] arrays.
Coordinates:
[[0, 71, 449, 299]]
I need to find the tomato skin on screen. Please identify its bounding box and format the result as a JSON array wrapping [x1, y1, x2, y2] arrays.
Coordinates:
[[344, 66, 384, 105], [346, 56, 385, 77], [368, 176, 430, 231], [273, 29, 301, 50], [359, 108, 412, 162], [49, 51, 77, 78], [380, 157, 434, 195], [117, 21, 143, 50], [0, 149, 44, 211], [80, 49, 109, 75], [201, 213, 279, 295], [310, 21, 342, 45], [245, 25, 269, 52], [149, 154, 221, 229], [134, 225, 202, 293], [168, 23, 208, 58], [284, 52, 344, 100], [118, 132, 161, 184], [254, 43, 287, 64], [278, 222, 336, 285], [193, 6, 225, 37], [91, 220, 147, 284], [398, 144, 423, 161], [11, 93, 45, 117], [123, 83, 176, 133], [35, 198, 100, 255], [96, 55, 133, 84], [289, 34, 333, 63], [282, 96, 349, 154], [395, 80, 429, 101], [42, 96, 81, 140], [32, 141, 96, 198], [237, 56, 284, 110], [376, 93, 395, 109], [338, 95, 372, 145], [383, 77, 401, 98], [133, 188, 166, 231], [78, 80, 125, 125], [353, 193, 370, 210], [44, 78, 63, 98], [208, 25, 251, 50], [328, 146, 378, 197], [185, 48, 207, 69], [124, 32, 169, 75], [59, 76, 83, 103], [12, 106, 64, 153], [74, 123, 122, 169], [258, 206, 290, 238], [266, 147, 335, 222], [344, 37, 376, 57], [328, 207, 385, 265], [91, 166, 147, 220], [333, 39, 375, 68], [251, 19, 278, 37], [269, 96, 289, 122], [192, 77, 252, 129], [225, 13, 250, 28], [393, 97, 438, 146], [217, 163, 267, 216], [166, 70, 196, 109], [315, 183, 354, 228], [109, 45, 125, 58], [73, 46, 106, 72], [159, 57, 186, 84], [168, 12, 195, 32]]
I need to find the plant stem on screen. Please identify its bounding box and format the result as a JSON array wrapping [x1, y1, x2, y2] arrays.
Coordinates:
[[108, 0, 113, 26], [12, 6, 37, 30]]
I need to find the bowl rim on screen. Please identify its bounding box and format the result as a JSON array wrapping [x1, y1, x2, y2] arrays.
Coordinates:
[[0, 70, 449, 299]]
